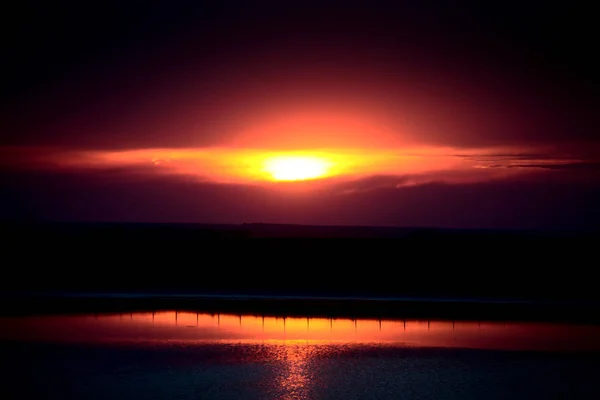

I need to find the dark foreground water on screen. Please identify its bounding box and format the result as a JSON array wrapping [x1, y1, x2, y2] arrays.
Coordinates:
[[2, 312, 600, 399]]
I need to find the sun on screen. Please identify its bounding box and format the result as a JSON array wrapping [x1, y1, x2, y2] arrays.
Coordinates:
[[262, 155, 334, 181]]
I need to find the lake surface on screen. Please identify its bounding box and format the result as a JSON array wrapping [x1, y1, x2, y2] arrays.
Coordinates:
[[2, 311, 600, 399]]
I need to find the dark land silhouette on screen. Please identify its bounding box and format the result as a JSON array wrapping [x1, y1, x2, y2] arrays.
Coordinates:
[[3, 222, 598, 305]]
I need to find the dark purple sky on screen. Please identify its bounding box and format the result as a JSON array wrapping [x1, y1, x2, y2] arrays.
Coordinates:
[[2, 1, 599, 229]]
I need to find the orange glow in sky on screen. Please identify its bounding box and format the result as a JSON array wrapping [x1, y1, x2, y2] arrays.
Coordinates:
[[7, 144, 569, 189], [2, 105, 588, 190], [227, 109, 406, 150]]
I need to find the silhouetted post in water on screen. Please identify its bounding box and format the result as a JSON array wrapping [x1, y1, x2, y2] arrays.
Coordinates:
[[217, 313, 220, 328], [175, 311, 178, 325], [307, 317, 309, 331], [239, 314, 242, 327], [262, 316, 265, 332], [283, 316, 286, 332], [196, 312, 199, 327], [379, 318, 382, 331], [404, 320, 406, 331], [152, 312, 155, 323]]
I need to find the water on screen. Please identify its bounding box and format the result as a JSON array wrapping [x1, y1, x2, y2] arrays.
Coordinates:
[[1, 312, 600, 399]]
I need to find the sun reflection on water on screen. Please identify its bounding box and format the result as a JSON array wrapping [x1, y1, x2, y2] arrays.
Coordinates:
[[2, 311, 600, 400], [3, 312, 600, 399], [268, 344, 312, 400], [2, 312, 600, 352]]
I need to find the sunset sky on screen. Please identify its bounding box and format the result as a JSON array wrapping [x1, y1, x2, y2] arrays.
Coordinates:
[[2, 1, 599, 228]]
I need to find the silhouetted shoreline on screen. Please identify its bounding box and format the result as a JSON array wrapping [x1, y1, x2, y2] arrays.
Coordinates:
[[3, 223, 599, 318]]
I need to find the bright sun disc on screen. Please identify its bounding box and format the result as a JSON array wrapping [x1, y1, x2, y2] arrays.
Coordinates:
[[263, 155, 333, 181]]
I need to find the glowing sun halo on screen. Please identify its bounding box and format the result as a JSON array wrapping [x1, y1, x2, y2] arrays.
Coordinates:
[[262, 155, 333, 181]]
